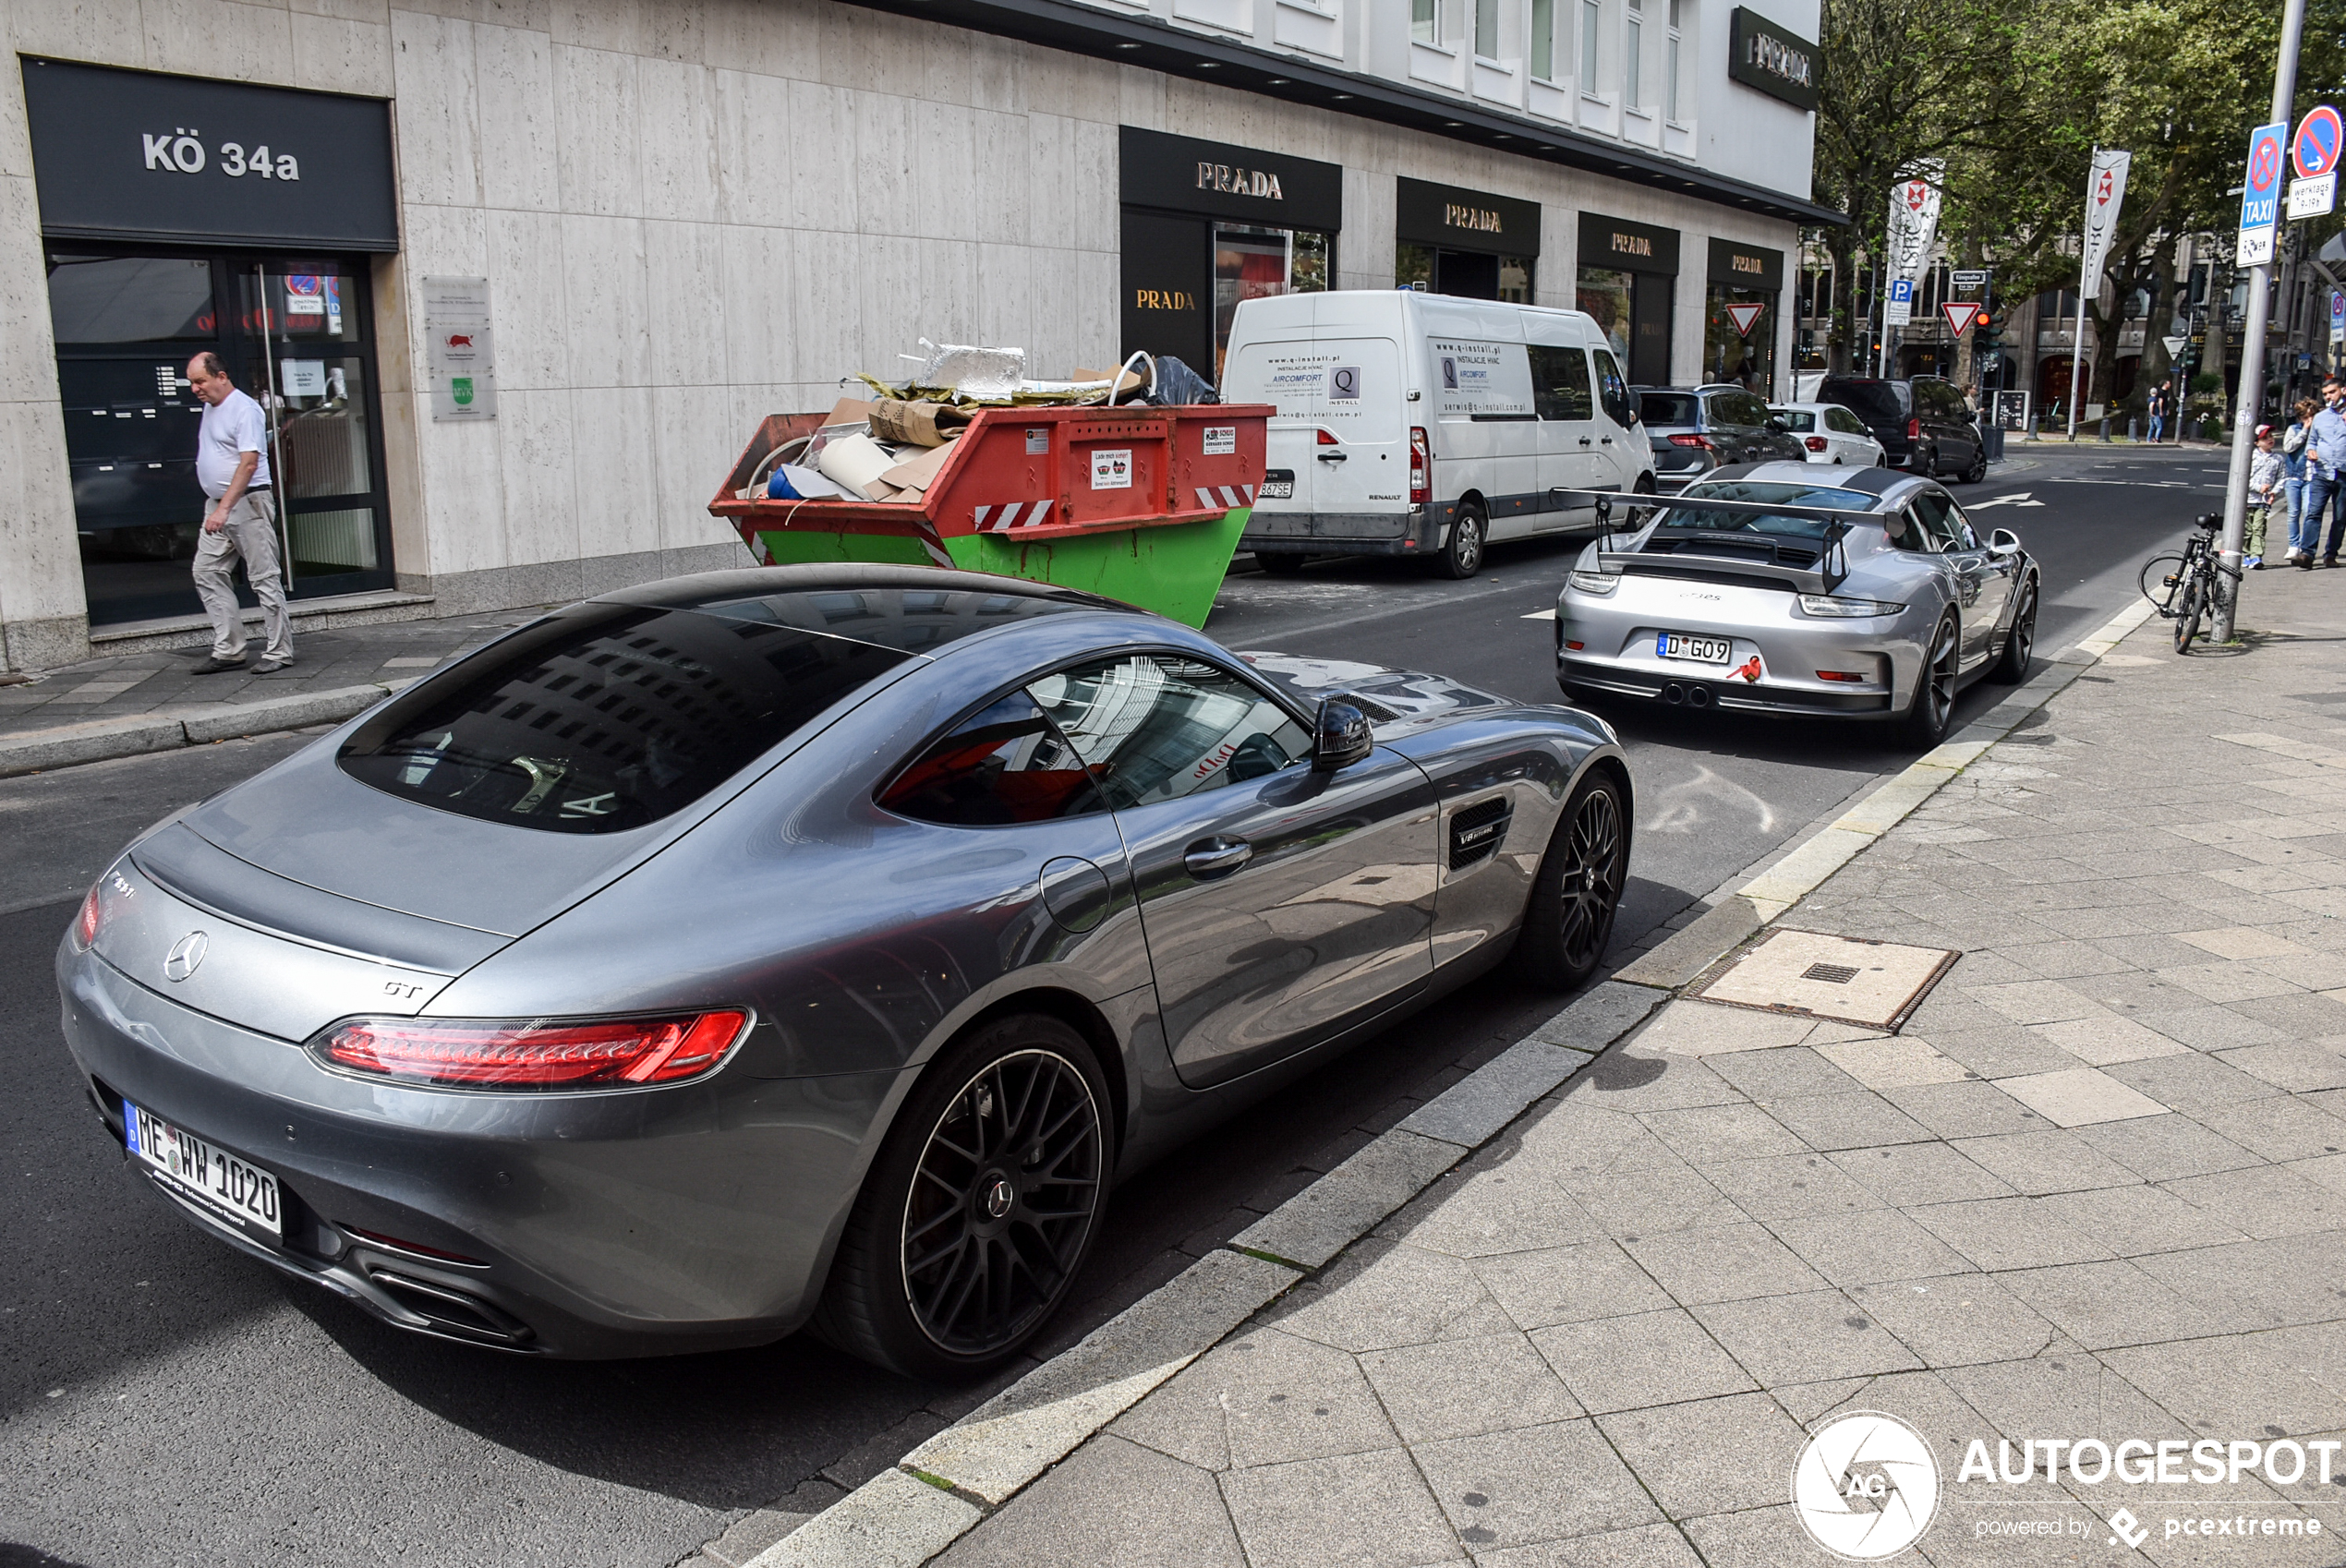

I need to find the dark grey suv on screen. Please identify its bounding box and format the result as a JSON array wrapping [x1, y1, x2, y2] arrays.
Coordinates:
[[1637, 386, 1808, 492], [1815, 375, 1988, 483]]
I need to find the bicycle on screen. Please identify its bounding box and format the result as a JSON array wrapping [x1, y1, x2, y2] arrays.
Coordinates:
[[2140, 513, 2238, 654]]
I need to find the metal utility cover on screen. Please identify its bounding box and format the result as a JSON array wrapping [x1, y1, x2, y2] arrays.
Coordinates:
[[1694, 929, 1958, 1030]]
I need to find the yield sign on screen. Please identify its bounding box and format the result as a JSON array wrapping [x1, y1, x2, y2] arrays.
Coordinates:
[[1725, 302, 1765, 335], [1941, 301, 1980, 334]]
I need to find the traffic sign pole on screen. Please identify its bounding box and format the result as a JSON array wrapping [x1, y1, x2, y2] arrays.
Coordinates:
[[2215, 0, 2305, 644]]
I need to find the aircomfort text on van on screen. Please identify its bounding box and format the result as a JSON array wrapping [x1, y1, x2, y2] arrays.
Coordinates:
[[1220, 291, 1654, 579]]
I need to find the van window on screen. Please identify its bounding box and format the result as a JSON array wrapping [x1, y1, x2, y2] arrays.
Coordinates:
[[1221, 339, 1404, 440], [1429, 338, 1536, 421], [1592, 350, 1634, 426], [1529, 346, 1593, 421]]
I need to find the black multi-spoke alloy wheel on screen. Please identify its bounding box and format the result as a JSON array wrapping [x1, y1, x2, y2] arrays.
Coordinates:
[[1988, 580, 2037, 683], [814, 1015, 1109, 1379], [1513, 770, 1632, 991], [1963, 441, 1989, 484], [1439, 503, 1486, 579], [1897, 615, 1960, 747], [2174, 577, 2203, 655]]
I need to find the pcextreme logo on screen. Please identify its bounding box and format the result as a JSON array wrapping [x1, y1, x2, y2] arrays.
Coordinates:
[[1792, 1413, 1941, 1561]]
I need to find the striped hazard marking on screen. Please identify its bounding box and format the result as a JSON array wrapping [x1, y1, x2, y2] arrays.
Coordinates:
[[974, 501, 1056, 533], [1193, 485, 1257, 510]]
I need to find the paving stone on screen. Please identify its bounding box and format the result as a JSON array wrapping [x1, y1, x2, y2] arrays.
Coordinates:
[[1691, 1287, 1925, 1385], [1828, 1142, 2016, 1206], [1414, 1417, 1664, 1550], [1702, 1046, 1865, 1101], [745, 1467, 979, 1568], [2034, 1182, 2247, 1256], [1998, 1260, 2228, 1349], [1566, 1161, 1746, 1236], [2187, 1097, 2346, 1163], [1675, 1505, 1819, 1568], [2219, 1040, 2346, 1094], [1923, 1024, 2085, 1080], [1218, 1446, 1456, 1568], [1759, 1090, 1936, 1152], [1846, 1275, 2061, 1366], [2030, 1013, 2193, 1067], [1595, 1393, 1808, 1518], [1812, 1037, 1971, 1091], [2101, 1332, 2346, 1439], [1268, 1238, 1512, 1355], [1938, 1351, 2182, 1451], [1526, 981, 1671, 1054], [1994, 1067, 2171, 1128], [1625, 999, 1815, 1056], [1396, 1039, 1590, 1150], [1234, 1128, 1465, 1270], [2127, 1005, 2291, 1051], [1699, 1152, 1888, 1221], [1632, 1104, 1807, 1164], [1386, 1164, 1601, 1260], [1474, 1239, 1675, 1332], [1508, 1100, 1684, 1182], [1965, 980, 2112, 1025], [1996, 938, 2141, 980], [1357, 1332, 1583, 1443], [1947, 1129, 2143, 1196], [1885, 1080, 2052, 1138], [1908, 1196, 2115, 1270], [2174, 926, 2315, 961], [2163, 1164, 2346, 1240], [933, 1437, 1242, 1568], [1618, 1222, 1828, 1305], [1768, 1208, 1977, 1287], [1528, 1309, 1756, 1413], [2074, 1116, 2265, 1181], [1477, 1521, 1704, 1567], [1561, 1048, 1744, 1111]]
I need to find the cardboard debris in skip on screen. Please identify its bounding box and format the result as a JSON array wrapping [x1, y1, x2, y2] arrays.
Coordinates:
[[869, 399, 970, 447], [815, 430, 896, 500], [877, 441, 955, 494]]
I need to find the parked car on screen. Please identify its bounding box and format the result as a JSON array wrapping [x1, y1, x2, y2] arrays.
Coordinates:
[[60, 564, 1633, 1377], [1554, 463, 2039, 746], [1222, 290, 1652, 580], [1770, 402, 1889, 467], [1637, 385, 1809, 493], [1813, 375, 1987, 483]]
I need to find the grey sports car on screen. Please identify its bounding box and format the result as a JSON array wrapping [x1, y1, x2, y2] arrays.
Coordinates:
[[1553, 464, 2039, 744], [57, 565, 1630, 1376]]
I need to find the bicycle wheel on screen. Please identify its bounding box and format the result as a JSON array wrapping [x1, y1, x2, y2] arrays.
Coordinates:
[[2139, 553, 2187, 614], [2174, 575, 2203, 654]]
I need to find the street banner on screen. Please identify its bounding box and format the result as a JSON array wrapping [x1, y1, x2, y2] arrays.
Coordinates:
[[2077, 149, 2132, 301], [1886, 164, 1943, 283], [1941, 301, 1979, 334], [2239, 121, 2286, 266]]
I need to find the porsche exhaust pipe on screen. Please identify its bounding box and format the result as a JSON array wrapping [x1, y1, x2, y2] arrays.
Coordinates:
[[1662, 682, 1686, 705], [1687, 686, 1713, 709]]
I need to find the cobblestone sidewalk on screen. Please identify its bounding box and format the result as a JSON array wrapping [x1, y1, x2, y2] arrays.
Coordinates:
[[925, 570, 2346, 1566]]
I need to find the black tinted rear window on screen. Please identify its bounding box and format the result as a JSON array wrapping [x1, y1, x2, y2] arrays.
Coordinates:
[[338, 602, 910, 833], [1819, 380, 1906, 424], [1640, 392, 1699, 426]]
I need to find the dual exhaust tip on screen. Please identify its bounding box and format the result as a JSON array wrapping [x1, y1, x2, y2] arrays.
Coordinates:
[[1662, 682, 1713, 708]]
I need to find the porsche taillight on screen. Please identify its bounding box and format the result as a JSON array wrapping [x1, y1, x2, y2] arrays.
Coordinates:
[[317, 1011, 748, 1091], [1409, 427, 1431, 504]]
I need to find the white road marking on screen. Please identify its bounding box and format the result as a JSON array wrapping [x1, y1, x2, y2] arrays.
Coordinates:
[[1966, 492, 2046, 510], [1521, 608, 1557, 620]]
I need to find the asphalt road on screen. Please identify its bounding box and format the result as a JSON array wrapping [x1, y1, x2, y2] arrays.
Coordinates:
[[0, 445, 2229, 1568]]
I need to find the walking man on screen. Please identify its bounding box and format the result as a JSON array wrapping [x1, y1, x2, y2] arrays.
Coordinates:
[[186, 352, 293, 673], [2299, 378, 2346, 569], [2146, 380, 2168, 444]]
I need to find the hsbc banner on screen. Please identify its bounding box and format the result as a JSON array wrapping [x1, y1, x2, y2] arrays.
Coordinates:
[[2077, 150, 2132, 301], [1886, 166, 1943, 284]]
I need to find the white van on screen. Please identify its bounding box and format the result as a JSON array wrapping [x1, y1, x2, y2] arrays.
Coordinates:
[[1220, 290, 1651, 578]]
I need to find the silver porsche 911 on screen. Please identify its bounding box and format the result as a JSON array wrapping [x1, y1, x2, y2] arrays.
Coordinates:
[[57, 564, 1630, 1377], [1553, 463, 2039, 745]]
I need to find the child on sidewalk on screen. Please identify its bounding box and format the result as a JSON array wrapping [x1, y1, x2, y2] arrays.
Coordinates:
[[2249, 425, 2282, 569]]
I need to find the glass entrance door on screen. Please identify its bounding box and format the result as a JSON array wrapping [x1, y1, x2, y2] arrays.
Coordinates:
[[45, 247, 393, 627]]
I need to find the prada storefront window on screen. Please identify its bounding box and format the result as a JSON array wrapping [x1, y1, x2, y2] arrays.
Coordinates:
[[1395, 178, 1539, 304], [1120, 127, 1341, 384], [1704, 238, 1784, 398], [1576, 214, 1679, 386]]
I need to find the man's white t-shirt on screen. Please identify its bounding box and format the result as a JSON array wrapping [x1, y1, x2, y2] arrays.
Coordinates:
[[197, 387, 272, 498]]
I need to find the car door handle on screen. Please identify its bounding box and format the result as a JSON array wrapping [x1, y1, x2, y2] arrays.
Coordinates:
[[1183, 837, 1253, 878], [1578, 436, 1593, 446], [1316, 451, 1348, 462]]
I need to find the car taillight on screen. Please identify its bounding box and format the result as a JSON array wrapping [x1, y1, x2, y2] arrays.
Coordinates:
[[1409, 427, 1430, 504], [1816, 670, 1869, 682], [317, 1011, 748, 1090], [1907, 417, 1921, 442], [1667, 433, 1715, 449], [1805, 436, 1829, 452], [72, 865, 134, 952]]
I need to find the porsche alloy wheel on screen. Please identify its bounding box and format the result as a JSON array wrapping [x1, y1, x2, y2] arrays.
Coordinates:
[[1899, 615, 1959, 746]]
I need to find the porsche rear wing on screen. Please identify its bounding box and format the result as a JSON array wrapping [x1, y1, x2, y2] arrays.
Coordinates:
[[1550, 488, 1879, 595]]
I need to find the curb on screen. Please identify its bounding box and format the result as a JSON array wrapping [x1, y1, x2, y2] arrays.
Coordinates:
[[737, 592, 2165, 1568], [0, 681, 413, 778]]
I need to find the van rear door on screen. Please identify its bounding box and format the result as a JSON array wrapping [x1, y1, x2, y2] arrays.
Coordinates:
[[1223, 334, 1406, 521]]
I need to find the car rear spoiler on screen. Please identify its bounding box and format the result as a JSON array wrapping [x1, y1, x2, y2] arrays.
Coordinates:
[[1549, 488, 1875, 595]]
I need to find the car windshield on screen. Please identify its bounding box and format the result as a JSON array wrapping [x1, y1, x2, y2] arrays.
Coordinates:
[[338, 601, 911, 833], [1639, 392, 1699, 426], [1655, 480, 1876, 541]]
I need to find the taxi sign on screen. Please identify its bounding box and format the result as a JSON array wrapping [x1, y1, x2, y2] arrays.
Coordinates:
[[2294, 105, 2342, 179], [2241, 121, 2286, 264]]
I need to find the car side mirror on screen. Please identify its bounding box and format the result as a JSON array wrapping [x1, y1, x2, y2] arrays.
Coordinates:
[[1768, 416, 1789, 432], [1988, 527, 2020, 557], [1312, 698, 1373, 773]]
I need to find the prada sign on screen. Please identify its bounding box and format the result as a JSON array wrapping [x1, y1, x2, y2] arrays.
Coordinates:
[[1396, 177, 1542, 256], [1727, 7, 1820, 112], [1707, 236, 1784, 291], [1120, 126, 1343, 232], [1577, 212, 1680, 276]]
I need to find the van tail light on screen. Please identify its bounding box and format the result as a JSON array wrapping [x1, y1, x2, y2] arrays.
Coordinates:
[[1316, 428, 1341, 445], [1409, 427, 1431, 504], [1907, 417, 1922, 442], [317, 1011, 749, 1091], [1666, 433, 1715, 450], [1805, 436, 1829, 452]]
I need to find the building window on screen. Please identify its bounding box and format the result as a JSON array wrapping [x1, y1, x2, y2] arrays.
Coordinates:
[[1414, 0, 1439, 44], [1580, 0, 1602, 91], [1625, 0, 1642, 104], [1664, 0, 1682, 118], [1214, 224, 1329, 380], [1475, 0, 1498, 57], [1531, 0, 1555, 78]]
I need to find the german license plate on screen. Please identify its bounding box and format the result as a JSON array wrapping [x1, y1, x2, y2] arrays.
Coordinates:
[[125, 1099, 281, 1236], [1259, 470, 1294, 500], [1657, 632, 1732, 664]]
